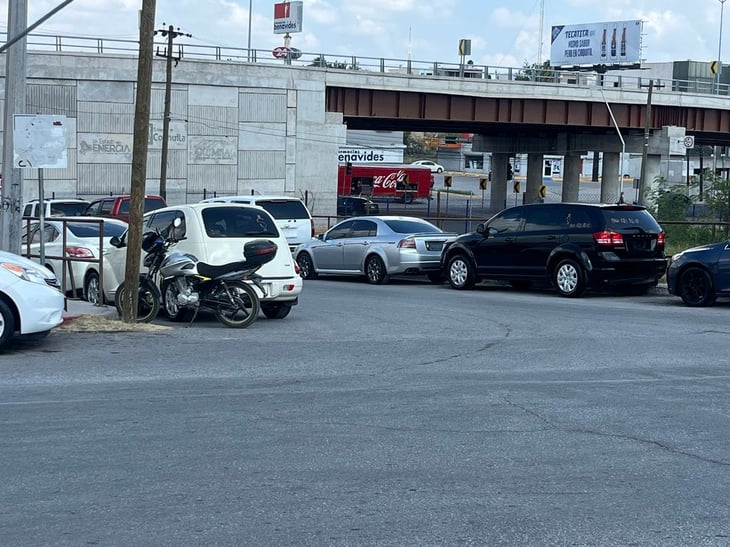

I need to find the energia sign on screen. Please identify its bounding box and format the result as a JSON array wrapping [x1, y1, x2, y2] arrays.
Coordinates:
[[550, 20, 642, 67]]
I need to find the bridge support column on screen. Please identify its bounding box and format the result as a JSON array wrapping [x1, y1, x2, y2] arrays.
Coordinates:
[[526, 153, 544, 204], [562, 153, 581, 202], [638, 154, 662, 205], [489, 153, 509, 212], [600, 152, 620, 203]]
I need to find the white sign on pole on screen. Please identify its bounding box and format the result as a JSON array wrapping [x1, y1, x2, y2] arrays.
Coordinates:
[[273, 1, 303, 34], [683, 135, 695, 149], [13, 114, 68, 169]]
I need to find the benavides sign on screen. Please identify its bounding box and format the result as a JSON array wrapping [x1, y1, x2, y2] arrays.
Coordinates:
[[338, 147, 403, 164]]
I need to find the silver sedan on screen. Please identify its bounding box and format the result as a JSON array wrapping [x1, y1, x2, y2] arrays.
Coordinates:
[[295, 216, 456, 284]]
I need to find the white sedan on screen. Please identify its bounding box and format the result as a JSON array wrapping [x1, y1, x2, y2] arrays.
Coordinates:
[[21, 218, 128, 304], [0, 250, 64, 350], [411, 160, 444, 173]]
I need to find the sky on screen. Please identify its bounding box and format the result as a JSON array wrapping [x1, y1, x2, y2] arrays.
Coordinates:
[[0, 0, 726, 69]]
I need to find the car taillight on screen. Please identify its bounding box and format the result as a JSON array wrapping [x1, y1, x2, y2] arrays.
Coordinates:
[[66, 246, 94, 258], [657, 231, 665, 247], [593, 230, 624, 247], [397, 239, 416, 249]]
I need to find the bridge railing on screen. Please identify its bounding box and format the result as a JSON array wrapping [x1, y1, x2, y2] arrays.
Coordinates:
[[8, 32, 729, 97]]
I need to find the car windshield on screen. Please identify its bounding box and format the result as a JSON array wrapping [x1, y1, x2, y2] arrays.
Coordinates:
[[202, 207, 280, 238], [66, 221, 128, 238], [383, 219, 441, 234]]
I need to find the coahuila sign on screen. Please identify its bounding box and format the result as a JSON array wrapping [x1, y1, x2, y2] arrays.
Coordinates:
[[337, 147, 403, 164], [148, 121, 187, 149]]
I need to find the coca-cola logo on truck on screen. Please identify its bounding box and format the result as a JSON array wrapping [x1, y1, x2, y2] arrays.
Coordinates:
[[373, 170, 407, 189]]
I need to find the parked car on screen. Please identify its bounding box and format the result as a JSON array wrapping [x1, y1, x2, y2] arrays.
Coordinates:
[[441, 202, 667, 297], [410, 160, 444, 173], [21, 218, 129, 304], [82, 195, 167, 223], [337, 196, 380, 217], [295, 216, 455, 284], [23, 198, 90, 218], [667, 239, 730, 306], [0, 250, 65, 350], [199, 195, 314, 253], [105, 203, 302, 319]]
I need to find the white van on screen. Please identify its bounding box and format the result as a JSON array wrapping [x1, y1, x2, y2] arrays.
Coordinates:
[[200, 195, 314, 252]]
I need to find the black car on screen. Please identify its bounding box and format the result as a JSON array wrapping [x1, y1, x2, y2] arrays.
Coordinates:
[[666, 240, 730, 306], [441, 202, 667, 297], [337, 196, 380, 217]]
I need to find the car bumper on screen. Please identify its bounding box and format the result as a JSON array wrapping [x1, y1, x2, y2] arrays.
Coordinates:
[[588, 258, 667, 286], [13, 283, 65, 334], [259, 275, 303, 302], [391, 254, 443, 275]]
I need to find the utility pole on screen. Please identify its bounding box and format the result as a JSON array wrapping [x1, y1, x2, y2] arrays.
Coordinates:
[[637, 80, 655, 205], [121, 0, 156, 322], [1, 0, 27, 254], [155, 24, 191, 202]]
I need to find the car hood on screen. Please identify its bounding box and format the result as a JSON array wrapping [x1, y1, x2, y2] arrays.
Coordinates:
[[672, 239, 729, 262], [0, 250, 58, 280]]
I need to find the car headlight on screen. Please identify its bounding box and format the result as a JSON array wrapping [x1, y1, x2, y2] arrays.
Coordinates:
[[671, 252, 684, 262], [1, 262, 55, 285]]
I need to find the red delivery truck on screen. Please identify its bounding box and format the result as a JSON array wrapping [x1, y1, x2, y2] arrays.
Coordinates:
[[338, 164, 433, 203]]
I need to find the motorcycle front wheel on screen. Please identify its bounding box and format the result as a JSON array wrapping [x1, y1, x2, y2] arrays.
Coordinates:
[[115, 276, 160, 323], [213, 280, 260, 328]]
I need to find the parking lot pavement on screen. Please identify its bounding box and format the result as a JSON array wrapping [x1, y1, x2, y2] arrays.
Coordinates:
[[63, 299, 118, 322]]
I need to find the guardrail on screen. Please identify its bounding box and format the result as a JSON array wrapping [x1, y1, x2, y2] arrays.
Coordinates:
[[7, 31, 728, 97]]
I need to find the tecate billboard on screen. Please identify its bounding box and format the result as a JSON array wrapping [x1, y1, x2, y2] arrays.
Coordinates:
[[550, 20, 642, 67]]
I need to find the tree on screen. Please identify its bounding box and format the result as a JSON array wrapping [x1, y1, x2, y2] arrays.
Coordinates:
[[515, 60, 555, 83]]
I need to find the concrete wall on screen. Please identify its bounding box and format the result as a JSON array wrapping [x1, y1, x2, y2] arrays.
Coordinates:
[[0, 52, 346, 224]]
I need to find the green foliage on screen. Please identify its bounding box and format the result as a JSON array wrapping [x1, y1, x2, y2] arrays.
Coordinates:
[[308, 56, 359, 70], [404, 132, 426, 159], [515, 60, 555, 82]]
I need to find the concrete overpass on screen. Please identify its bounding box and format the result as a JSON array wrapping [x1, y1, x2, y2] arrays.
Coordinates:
[[5, 35, 730, 217]]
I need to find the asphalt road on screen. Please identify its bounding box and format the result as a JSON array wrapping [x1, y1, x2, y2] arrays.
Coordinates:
[[2, 279, 729, 546]]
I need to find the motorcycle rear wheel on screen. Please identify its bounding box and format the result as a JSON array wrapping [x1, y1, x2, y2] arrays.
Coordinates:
[[214, 280, 260, 328], [115, 276, 160, 323]]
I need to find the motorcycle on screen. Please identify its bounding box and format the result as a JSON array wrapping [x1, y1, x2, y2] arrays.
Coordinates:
[[117, 229, 277, 328], [114, 231, 165, 323]]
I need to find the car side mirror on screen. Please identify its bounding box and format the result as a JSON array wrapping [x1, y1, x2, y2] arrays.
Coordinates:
[[110, 235, 125, 248], [476, 223, 486, 235], [317, 233, 324, 241]]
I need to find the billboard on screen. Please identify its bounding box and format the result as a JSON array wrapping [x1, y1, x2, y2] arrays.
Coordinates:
[[273, 1, 303, 35], [550, 20, 642, 67]]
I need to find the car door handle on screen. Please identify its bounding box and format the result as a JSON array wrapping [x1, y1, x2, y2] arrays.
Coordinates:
[[545, 235, 557, 240]]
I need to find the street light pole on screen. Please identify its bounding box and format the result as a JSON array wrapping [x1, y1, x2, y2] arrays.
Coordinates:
[[599, 87, 626, 201], [718, 0, 727, 94], [247, 0, 253, 62]]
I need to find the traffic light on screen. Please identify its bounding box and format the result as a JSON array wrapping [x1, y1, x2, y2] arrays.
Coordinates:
[[507, 162, 513, 181]]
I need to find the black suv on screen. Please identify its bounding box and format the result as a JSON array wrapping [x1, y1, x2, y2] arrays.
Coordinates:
[[441, 203, 667, 297]]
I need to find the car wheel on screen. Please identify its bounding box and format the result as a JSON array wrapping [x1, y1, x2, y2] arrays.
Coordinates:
[[84, 270, 101, 305], [553, 258, 586, 297], [677, 267, 716, 307], [436, 167, 443, 173], [447, 254, 475, 290], [365, 255, 389, 284], [427, 272, 445, 284], [0, 298, 16, 350], [297, 252, 318, 280], [261, 302, 292, 319]]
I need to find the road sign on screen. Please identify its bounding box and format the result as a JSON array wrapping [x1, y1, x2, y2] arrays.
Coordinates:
[[479, 178, 487, 190], [711, 60, 719, 75], [289, 47, 302, 60], [13, 115, 68, 169], [444, 176, 453, 188], [683, 135, 695, 149], [513, 181, 520, 193], [272, 46, 292, 59], [539, 184, 547, 198]]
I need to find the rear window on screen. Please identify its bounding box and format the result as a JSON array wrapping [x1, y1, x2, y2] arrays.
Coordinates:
[[383, 219, 442, 234], [601, 208, 662, 232], [201, 207, 280, 238], [255, 200, 310, 220], [50, 202, 88, 216], [67, 221, 127, 238]]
